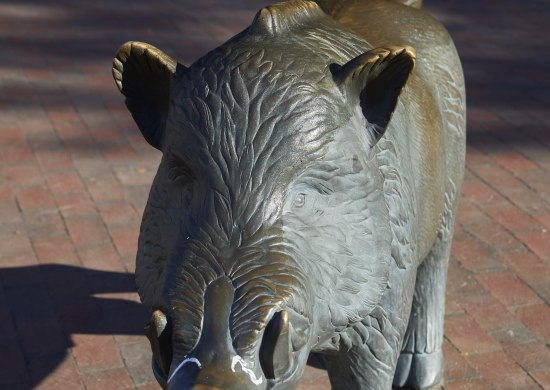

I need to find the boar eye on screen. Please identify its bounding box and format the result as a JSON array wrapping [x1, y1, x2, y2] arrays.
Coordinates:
[[293, 193, 306, 209]]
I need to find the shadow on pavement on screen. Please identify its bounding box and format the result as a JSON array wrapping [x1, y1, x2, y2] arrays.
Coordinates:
[[1, 264, 148, 388]]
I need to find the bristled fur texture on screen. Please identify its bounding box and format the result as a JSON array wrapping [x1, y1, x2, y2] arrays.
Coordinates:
[[135, 4, 414, 361]]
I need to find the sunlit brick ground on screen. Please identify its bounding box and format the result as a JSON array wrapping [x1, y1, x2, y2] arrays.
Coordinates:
[[0, 1, 549, 389]]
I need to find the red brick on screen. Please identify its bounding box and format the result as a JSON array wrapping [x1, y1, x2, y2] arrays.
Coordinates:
[[16, 185, 55, 210], [535, 212, 550, 229], [110, 227, 139, 257], [296, 370, 332, 390], [462, 215, 523, 252], [456, 293, 517, 332], [120, 254, 137, 273], [77, 242, 125, 272], [46, 171, 85, 194], [492, 151, 538, 173], [519, 170, 550, 196], [446, 259, 487, 297], [47, 105, 80, 125], [516, 230, 550, 262], [467, 351, 538, 388], [476, 271, 541, 308], [501, 250, 550, 286], [468, 107, 502, 125], [444, 378, 492, 390], [113, 165, 156, 186], [533, 282, 550, 305], [445, 295, 464, 316], [0, 253, 38, 269], [56, 192, 96, 217], [0, 126, 23, 144], [138, 383, 163, 390], [465, 145, 491, 165], [99, 203, 139, 228], [481, 202, 540, 233], [515, 304, 550, 341], [501, 185, 550, 216], [469, 162, 523, 189], [5, 164, 44, 187], [451, 237, 502, 272], [460, 178, 506, 206], [444, 314, 500, 355], [119, 340, 157, 386], [504, 342, 550, 372], [0, 182, 14, 201], [72, 334, 123, 372], [35, 149, 73, 170], [102, 144, 138, 162], [0, 198, 23, 226], [85, 176, 126, 204], [443, 340, 480, 382], [0, 232, 34, 261], [24, 69, 53, 81], [81, 368, 135, 390], [90, 127, 123, 142], [531, 368, 550, 389], [487, 323, 538, 346], [33, 235, 79, 265], [66, 215, 111, 248], [451, 223, 469, 242], [2, 144, 34, 164], [23, 210, 66, 241]]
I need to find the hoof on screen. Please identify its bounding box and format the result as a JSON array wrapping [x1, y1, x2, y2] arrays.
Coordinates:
[[393, 350, 443, 389]]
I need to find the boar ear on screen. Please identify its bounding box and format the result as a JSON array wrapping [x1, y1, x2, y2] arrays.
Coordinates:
[[332, 46, 415, 145], [112, 41, 186, 150], [145, 309, 173, 380]]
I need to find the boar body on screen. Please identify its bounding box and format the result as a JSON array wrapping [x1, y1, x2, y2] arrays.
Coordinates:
[[113, 0, 465, 389]]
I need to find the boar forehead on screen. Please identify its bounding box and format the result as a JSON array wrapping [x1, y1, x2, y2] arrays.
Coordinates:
[[165, 21, 370, 201], [169, 48, 345, 199]]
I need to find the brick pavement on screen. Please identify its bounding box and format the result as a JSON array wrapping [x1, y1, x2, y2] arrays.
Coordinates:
[[0, 0, 548, 389]]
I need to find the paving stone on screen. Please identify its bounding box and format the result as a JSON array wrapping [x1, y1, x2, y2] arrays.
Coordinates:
[[505, 341, 550, 372], [119, 340, 157, 386], [516, 230, 550, 262], [531, 368, 550, 389], [467, 351, 539, 389], [442, 340, 481, 382], [456, 293, 518, 332], [66, 214, 111, 248], [71, 334, 123, 373], [29, 354, 84, 390], [476, 271, 542, 308], [444, 313, 501, 355], [81, 368, 135, 390], [515, 304, 550, 342]]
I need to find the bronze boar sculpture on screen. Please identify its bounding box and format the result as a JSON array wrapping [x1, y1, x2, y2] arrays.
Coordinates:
[[112, 0, 465, 388]]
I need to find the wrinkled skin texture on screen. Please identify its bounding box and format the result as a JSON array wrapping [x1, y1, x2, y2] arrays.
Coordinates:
[[112, 0, 465, 389]]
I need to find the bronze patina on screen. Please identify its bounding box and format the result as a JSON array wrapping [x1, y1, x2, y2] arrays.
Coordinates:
[[112, 0, 465, 388]]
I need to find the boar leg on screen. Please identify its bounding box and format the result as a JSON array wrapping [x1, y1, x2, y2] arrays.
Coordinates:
[[322, 306, 405, 389], [393, 235, 451, 389]]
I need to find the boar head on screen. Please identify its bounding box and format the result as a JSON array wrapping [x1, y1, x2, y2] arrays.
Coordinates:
[[112, 1, 414, 388]]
